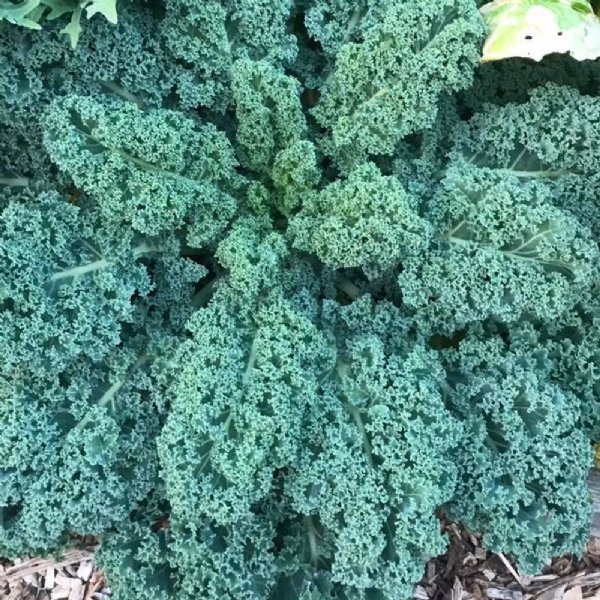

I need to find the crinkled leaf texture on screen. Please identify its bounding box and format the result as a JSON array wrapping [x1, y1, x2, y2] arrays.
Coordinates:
[[443, 339, 592, 574], [1, 1, 600, 598], [314, 0, 485, 168], [42, 94, 239, 241]]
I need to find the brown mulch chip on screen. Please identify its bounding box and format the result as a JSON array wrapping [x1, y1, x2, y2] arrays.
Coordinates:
[[417, 522, 600, 600], [0, 545, 109, 600]]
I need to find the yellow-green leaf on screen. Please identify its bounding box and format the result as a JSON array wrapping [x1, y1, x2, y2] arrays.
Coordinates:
[[480, 0, 600, 62]]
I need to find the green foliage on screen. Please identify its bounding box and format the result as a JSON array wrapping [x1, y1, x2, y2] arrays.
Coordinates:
[[289, 162, 432, 275], [42, 94, 240, 239], [233, 59, 307, 176], [400, 166, 599, 333], [1, 1, 600, 599], [0, 0, 118, 47], [312, 0, 485, 169], [442, 336, 592, 573], [161, 0, 297, 110], [507, 283, 600, 440]]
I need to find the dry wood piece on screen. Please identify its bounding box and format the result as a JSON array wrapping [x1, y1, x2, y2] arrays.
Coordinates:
[[451, 576, 463, 600], [76, 563, 93, 583], [68, 579, 83, 600], [589, 469, 600, 540], [52, 586, 71, 600], [487, 588, 523, 600], [563, 586, 583, 600], [83, 570, 108, 600], [4, 549, 94, 585], [1, 545, 105, 600], [45, 567, 56, 590], [536, 583, 567, 600], [497, 552, 525, 589]]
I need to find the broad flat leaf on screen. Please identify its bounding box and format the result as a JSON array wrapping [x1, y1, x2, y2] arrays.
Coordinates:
[[1, 0, 118, 46], [480, 0, 600, 62], [85, 0, 116, 23], [59, 3, 83, 48], [0, 0, 42, 28]]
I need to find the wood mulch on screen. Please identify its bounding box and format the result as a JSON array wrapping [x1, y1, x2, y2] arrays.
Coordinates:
[[418, 522, 600, 600], [4, 469, 600, 599], [0, 545, 108, 600], [3, 528, 600, 600]]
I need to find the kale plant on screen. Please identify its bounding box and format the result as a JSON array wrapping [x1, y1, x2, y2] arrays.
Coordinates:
[[1, 1, 599, 599]]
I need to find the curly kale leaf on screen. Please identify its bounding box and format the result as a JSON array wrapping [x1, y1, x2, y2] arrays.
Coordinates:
[[289, 162, 431, 276], [443, 343, 592, 574], [399, 168, 600, 334], [216, 215, 290, 300], [232, 58, 306, 175], [158, 287, 335, 526], [304, 0, 370, 57], [0, 346, 163, 556], [285, 298, 462, 598], [97, 521, 174, 600], [451, 83, 600, 178], [508, 283, 600, 440], [313, 0, 485, 168], [161, 0, 297, 110], [42, 94, 240, 240], [0, 192, 153, 377]]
